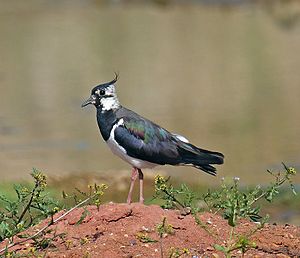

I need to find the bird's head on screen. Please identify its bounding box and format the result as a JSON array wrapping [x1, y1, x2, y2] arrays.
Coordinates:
[[81, 74, 120, 111]]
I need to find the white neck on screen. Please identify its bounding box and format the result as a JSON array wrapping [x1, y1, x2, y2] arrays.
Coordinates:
[[100, 96, 120, 111]]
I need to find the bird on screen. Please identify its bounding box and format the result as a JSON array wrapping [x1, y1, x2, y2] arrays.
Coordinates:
[[81, 74, 224, 204]]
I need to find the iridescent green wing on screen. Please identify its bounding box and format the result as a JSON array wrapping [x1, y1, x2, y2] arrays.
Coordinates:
[[114, 117, 180, 165]]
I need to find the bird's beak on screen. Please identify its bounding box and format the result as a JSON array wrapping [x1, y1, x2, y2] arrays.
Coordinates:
[[81, 96, 94, 108]]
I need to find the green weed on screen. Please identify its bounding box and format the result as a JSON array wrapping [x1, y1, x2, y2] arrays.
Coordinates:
[[204, 163, 297, 226], [136, 232, 158, 243], [154, 163, 297, 257], [168, 247, 190, 258], [0, 169, 61, 242], [154, 175, 198, 213], [0, 170, 108, 256], [156, 217, 174, 258]]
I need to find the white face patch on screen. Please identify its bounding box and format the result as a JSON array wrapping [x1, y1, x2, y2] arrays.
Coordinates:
[[95, 84, 116, 97], [95, 84, 120, 111]]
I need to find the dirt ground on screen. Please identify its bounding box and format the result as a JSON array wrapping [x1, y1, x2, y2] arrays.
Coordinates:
[[1, 203, 299, 257]]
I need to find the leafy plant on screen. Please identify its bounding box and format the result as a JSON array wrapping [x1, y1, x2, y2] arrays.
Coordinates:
[[136, 232, 158, 243], [0, 172, 108, 256], [202, 163, 297, 257], [204, 163, 297, 226], [0, 169, 61, 242], [31, 228, 66, 251], [153, 175, 198, 213], [62, 183, 107, 211], [213, 234, 257, 256], [156, 217, 174, 258], [168, 247, 190, 258], [154, 163, 297, 257]]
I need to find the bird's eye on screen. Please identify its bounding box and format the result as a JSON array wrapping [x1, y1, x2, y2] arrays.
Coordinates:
[[99, 89, 105, 95]]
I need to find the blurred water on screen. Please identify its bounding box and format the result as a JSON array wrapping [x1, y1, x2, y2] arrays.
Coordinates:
[[0, 1, 299, 185]]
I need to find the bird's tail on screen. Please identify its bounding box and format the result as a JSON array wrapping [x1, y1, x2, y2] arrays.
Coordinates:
[[177, 141, 224, 176]]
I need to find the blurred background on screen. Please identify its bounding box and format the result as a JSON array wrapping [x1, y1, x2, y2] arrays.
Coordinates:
[[0, 0, 299, 222]]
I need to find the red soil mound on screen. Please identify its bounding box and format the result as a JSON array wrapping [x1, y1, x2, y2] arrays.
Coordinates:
[[1, 203, 299, 257]]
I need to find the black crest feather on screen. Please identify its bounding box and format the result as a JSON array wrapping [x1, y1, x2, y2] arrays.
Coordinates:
[[108, 72, 119, 85], [92, 72, 119, 94]]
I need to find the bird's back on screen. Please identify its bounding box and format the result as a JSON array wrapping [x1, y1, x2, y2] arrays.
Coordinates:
[[111, 107, 224, 175]]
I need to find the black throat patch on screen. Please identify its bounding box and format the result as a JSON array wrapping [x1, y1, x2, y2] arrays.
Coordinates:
[[96, 108, 118, 141]]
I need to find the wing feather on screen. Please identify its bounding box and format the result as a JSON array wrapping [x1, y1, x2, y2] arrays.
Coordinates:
[[114, 117, 180, 165], [112, 111, 224, 176]]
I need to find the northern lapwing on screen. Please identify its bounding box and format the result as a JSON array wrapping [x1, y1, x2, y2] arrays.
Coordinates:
[[82, 74, 224, 204]]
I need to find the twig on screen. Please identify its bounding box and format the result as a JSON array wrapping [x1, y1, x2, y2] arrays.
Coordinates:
[[158, 217, 166, 258], [0, 193, 97, 255], [17, 184, 38, 225], [159, 236, 164, 258], [162, 189, 185, 210], [248, 177, 286, 206]]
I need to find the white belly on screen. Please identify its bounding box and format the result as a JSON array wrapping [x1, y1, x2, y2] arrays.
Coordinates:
[[106, 137, 157, 169], [106, 118, 158, 169]]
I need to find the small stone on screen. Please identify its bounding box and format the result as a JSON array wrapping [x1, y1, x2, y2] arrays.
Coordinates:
[[206, 246, 214, 251], [284, 233, 294, 238], [206, 219, 212, 225], [93, 231, 103, 240], [154, 249, 158, 252], [130, 239, 137, 246], [271, 243, 280, 248], [124, 234, 129, 237], [180, 207, 191, 215], [141, 226, 149, 232]]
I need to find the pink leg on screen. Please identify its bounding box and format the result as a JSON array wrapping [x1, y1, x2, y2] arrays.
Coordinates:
[[127, 167, 138, 204], [138, 169, 144, 204]]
